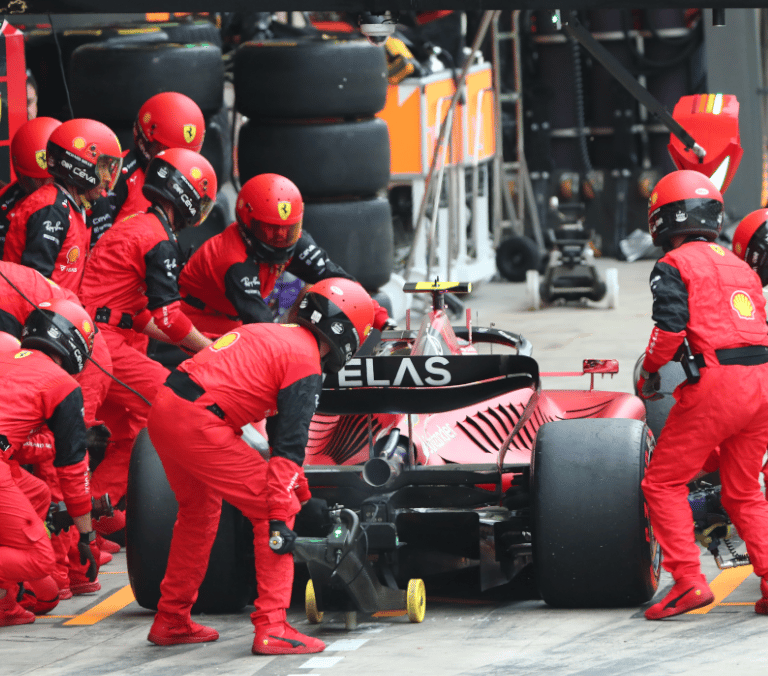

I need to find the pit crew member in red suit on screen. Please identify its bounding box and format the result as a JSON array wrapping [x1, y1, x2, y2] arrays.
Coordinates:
[[0, 299, 100, 610], [179, 173, 393, 336], [637, 170, 768, 619], [0, 116, 62, 259], [111, 91, 205, 224], [79, 148, 216, 509], [0, 260, 115, 586], [3, 118, 122, 292], [714, 208, 768, 497], [145, 277, 374, 653], [0, 330, 57, 626]]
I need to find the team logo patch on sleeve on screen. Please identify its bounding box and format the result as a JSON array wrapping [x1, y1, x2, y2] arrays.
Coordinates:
[[731, 291, 755, 319], [709, 244, 725, 256], [212, 332, 240, 350], [14, 350, 32, 359]]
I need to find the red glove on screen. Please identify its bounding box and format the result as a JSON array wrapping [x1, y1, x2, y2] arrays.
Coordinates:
[[372, 300, 395, 331]]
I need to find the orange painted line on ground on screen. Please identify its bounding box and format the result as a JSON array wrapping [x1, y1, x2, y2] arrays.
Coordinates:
[[426, 597, 495, 605], [372, 610, 407, 617], [63, 585, 135, 626], [688, 565, 753, 614], [719, 602, 756, 606]]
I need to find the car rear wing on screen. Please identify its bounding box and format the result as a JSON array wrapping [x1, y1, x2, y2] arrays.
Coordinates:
[[318, 354, 539, 415]]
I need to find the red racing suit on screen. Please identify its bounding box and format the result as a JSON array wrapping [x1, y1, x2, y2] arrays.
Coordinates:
[[0, 261, 112, 429], [146, 323, 320, 626], [110, 149, 150, 224], [3, 183, 89, 292], [179, 225, 389, 336], [0, 459, 56, 594], [0, 349, 93, 520], [641, 239, 768, 581], [78, 206, 192, 504], [0, 181, 30, 259]]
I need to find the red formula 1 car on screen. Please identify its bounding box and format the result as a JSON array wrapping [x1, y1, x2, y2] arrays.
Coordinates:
[[126, 281, 659, 618]]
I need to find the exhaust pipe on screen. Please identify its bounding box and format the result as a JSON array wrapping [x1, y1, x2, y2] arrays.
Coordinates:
[[362, 430, 407, 488]]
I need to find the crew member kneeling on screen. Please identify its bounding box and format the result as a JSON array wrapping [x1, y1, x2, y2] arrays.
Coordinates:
[[146, 277, 374, 654]]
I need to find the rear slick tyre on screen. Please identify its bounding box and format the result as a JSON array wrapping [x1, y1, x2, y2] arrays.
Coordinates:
[[532, 418, 660, 607]]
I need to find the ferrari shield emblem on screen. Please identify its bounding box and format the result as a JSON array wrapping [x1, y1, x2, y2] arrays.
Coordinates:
[[277, 201, 291, 221], [35, 150, 46, 170], [183, 125, 197, 144]]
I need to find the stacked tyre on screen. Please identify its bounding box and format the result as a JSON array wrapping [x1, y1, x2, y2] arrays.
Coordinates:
[[29, 23, 232, 235], [66, 36, 228, 188], [233, 38, 394, 293]]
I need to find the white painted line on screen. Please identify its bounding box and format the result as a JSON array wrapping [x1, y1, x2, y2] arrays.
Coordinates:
[[300, 656, 345, 669], [325, 639, 369, 651]]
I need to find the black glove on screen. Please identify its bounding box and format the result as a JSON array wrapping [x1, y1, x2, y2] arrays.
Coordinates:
[[382, 317, 398, 331], [85, 424, 111, 457], [637, 368, 662, 401], [268, 520, 297, 555], [294, 497, 330, 536], [78, 532, 98, 582]]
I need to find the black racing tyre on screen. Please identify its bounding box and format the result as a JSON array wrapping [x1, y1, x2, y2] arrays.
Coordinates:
[[24, 27, 168, 120], [237, 118, 390, 198], [234, 38, 388, 119], [126, 429, 254, 613], [200, 106, 233, 189], [69, 42, 224, 123], [496, 235, 544, 282], [303, 198, 394, 291], [532, 418, 660, 607], [139, 19, 222, 47], [632, 354, 686, 442]]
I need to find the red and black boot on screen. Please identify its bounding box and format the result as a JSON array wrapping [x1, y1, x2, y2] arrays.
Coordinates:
[[645, 575, 714, 619], [252, 611, 325, 655], [148, 611, 219, 646], [0, 585, 35, 626]]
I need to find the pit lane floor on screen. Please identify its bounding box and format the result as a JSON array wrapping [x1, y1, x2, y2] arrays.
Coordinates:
[[6, 258, 768, 675]]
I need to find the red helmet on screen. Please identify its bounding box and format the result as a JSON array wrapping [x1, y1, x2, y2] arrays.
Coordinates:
[[236, 174, 304, 265], [20, 298, 95, 375], [733, 208, 768, 286], [296, 278, 374, 373], [0, 331, 20, 352], [648, 170, 724, 250], [11, 116, 61, 180], [142, 147, 217, 229], [47, 119, 123, 194], [134, 92, 205, 163]]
